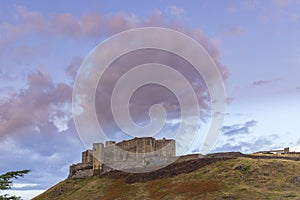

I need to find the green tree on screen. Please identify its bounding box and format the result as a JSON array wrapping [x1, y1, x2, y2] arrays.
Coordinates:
[[0, 170, 30, 200]]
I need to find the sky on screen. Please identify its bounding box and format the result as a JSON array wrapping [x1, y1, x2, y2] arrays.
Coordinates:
[[0, 0, 300, 199]]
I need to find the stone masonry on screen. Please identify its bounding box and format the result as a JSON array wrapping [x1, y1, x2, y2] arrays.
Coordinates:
[[69, 137, 176, 178]]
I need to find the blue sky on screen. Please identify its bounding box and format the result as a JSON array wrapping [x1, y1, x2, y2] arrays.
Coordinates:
[[0, 0, 300, 199]]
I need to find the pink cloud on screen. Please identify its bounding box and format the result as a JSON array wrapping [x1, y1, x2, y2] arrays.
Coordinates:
[[79, 12, 104, 37], [49, 13, 80, 37], [272, 0, 292, 7], [0, 6, 227, 75], [65, 56, 84, 79], [0, 71, 72, 136], [0, 5, 229, 140], [0, 6, 139, 39]]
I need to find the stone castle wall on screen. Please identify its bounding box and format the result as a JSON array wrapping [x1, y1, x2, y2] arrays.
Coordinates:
[[69, 137, 176, 178]]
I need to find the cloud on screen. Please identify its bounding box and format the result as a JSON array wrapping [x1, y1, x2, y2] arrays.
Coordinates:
[[244, 120, 257, 127], [0, 5, 229, 141], [12, 183, 39, 189], [272, 0, 292, 7], [222, 26, 247, 36], [165, 5, 185, 17], [0, 6, 230, 196], [252, 80, 273, 86], [65, 56, 84, 80], [213, 134, 280, 153], [0, 189, 45, 200], [242, 0, 258, 9], [226, 6, 237, 14], [0, 71, 72, 136], [251, 78, 281, 87], [259, 3, 298, 23], [0, 125, 84, 190], [93, 49, 213, 140], [222, 120, 257, 136], [0, 6, 229, 79], [0, 5, 139, 40]]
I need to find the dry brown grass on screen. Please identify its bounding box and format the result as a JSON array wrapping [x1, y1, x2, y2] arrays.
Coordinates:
[[251, 153, 300, 158], [33, 157, 300, 200], [169, 180, 220, 194], [145, 179, 220, 200], [102, 179, 135, 200]]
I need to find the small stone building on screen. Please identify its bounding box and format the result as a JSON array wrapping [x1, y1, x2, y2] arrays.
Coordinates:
[[284, 146, 300, 154]]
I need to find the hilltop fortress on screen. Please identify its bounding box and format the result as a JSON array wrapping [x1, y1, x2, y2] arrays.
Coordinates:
[[69, 137, 176, 178], [68, 137, 300, 179]]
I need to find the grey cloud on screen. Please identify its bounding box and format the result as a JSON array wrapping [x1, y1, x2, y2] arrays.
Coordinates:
[[222, 120, 257, 136], [213, 134, 279, 153], [0, 125, 84, 190], [244, 120, 257, 127], [165, 5, 185, 17], [212, 143, 243, 153], [94, 49, 212, 140], [251, 78, 282, 87], [252, 80, 273, 86]]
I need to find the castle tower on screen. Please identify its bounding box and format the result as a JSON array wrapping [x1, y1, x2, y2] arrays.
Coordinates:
[[92, 143, 104, 175], [105, 141, 116, 147], [82, 150, 93, 163]]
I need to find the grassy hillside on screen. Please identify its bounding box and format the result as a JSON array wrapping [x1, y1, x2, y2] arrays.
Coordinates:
[[33, 157, 300, 200]]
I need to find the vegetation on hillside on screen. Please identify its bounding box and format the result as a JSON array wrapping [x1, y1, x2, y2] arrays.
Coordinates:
[[33, 158, 300, 200]]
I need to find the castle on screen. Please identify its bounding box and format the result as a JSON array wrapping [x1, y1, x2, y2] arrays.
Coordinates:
[[69, 137, 176, 178]]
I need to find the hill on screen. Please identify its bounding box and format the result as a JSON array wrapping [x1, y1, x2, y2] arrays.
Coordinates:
[[33, 153, 300, 200]]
